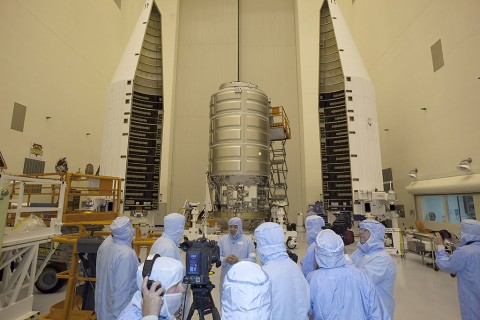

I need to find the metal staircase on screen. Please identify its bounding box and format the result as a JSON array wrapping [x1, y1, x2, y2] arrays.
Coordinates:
[[269, 106, 291, 213]]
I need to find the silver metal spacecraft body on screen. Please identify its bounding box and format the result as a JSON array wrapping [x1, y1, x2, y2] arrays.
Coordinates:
[[208, 82, 271, 222]]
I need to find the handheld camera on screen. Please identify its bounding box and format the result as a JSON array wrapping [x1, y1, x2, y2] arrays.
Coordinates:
[[142, 254, 163, 293], [180, 237, 221, 285], [287, 249, 298, 263]]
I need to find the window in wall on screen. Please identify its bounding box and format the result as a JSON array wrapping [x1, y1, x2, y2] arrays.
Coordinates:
[[449, 195, 476, 221], [421, 195, 445, 222], [447, 195, 461, 224], [419, 194, 475, 224]]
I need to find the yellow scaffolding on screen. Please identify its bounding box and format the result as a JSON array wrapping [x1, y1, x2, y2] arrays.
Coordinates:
[[38, 225, 159, 320], [7, 172, 122, 226], [270, 106, 291, 140]]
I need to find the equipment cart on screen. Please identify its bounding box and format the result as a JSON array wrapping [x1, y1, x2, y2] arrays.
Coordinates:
[[403, 231, 438, 271]]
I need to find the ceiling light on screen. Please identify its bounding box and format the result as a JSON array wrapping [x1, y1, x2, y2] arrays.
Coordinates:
[[457, 158, 472, 173], [408, 168, 417, 179]]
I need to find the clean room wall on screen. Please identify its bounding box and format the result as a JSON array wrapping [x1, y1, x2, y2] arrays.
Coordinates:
[[169, 0, 238, 212], [170, 0, 303, 221], [239, 0, 303, 219], [336, 0, 480, 229], [0, 0, 145, 174]]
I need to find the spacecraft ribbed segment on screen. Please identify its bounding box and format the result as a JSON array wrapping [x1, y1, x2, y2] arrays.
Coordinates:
[[208, 82, 271, 222]]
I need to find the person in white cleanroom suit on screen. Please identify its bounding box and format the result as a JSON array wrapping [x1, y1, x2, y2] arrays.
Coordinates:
[[308, 229, 390, 320], [218, 217, 256, 297], [434, 219, 480, 320], [118, 256, 187, 320], [150, 213, 185, 261], [350, 220, 397, 318], [95, 216, 139, 320], [255, 222, 310, 320], [221, 261, 272, 320], [301, 215, 325, 277]]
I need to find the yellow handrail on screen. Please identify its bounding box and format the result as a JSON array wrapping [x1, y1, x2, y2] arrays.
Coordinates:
[[270, 106, 291, 139]]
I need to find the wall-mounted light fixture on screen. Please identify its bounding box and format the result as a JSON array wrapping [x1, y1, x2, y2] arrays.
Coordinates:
[[408, 168, 418, 179], [457, 158, 472, 172], [0, 150, 7, 170]]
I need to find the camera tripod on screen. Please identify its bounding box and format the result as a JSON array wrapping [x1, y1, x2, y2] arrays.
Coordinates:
[[185, 281, 220, 320]]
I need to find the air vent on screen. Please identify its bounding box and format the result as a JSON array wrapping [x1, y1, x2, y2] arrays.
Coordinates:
[[23, 158, 45, 174], [431, 39, 444, 72], [11, 103, 27, 132]]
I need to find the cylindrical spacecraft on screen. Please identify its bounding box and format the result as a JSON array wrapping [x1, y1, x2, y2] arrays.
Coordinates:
[[208, 82, 271, 222]]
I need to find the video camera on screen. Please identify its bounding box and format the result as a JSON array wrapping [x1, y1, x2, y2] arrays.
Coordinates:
[[287, 249, 298, 263], [180, 237, 221, 285]]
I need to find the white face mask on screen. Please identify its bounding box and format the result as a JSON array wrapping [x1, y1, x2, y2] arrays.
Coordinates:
[[160, 292, 184, 317]]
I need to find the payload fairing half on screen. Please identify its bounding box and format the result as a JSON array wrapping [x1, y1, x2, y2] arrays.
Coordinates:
[[319, 1, 387, 219], [100, 0, 162, 213]]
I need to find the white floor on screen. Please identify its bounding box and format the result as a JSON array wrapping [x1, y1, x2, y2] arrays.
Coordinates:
[[33, 230, 461, 319]]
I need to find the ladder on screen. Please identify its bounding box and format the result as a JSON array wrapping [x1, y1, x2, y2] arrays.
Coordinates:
[[269, 106, 291, 213]]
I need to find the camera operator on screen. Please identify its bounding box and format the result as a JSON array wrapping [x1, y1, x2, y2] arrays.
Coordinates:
[[118, 256, 186, 320], [218, 217, 256, 297], [254, 222, 310, 320], [434, 219, 480, 319]]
